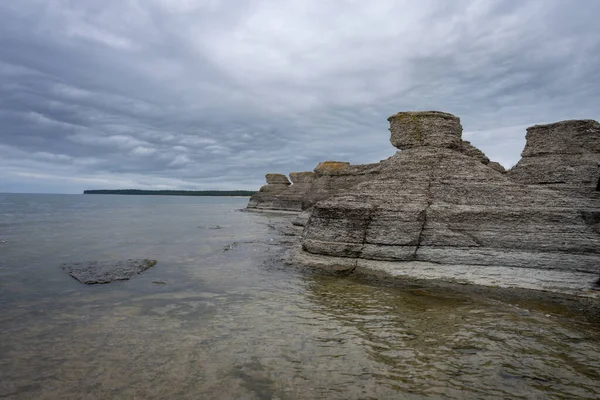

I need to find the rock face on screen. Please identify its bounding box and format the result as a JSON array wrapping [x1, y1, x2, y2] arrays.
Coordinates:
[[461, 140, 490, 165], [247, 173, 295, 210], [247, 113, 508, 212], [302, 111, 600, 273], [289, 172, 316, 184], [61, 259, 157, 284], [388, 111, 462, 150], [304, 161, 382, 207], [488, 161, 506, 173], [248, 171, 313, 211], [266, 174, 291, 185], [508, 120, 600, 196], [247, 162, 382, 211]]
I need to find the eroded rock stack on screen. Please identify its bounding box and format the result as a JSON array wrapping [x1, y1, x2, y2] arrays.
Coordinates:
[[247, 174, 294, 210], [247, 161, 382, 212], [508, 120, 600, 196], [302, 111, 600, 272]]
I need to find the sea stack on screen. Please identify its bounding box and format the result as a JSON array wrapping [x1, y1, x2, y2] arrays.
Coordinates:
[[508, 119, 600, 196], [301, 111, 600, 273]]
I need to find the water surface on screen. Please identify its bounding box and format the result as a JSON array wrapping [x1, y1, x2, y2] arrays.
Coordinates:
[[1, 194, 599, 399]]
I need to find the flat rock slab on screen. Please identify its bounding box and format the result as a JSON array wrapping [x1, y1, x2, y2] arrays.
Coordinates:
[[61, 259, 157, 284]]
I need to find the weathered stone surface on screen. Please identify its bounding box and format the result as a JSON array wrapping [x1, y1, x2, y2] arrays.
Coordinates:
[[248, 173, 297, 210], [292, 208, 313, 226], [488, 161, 506, 173], [289, 246, 600, 296], [388, 111, 463, 150], [258, 183, 290, 193], [248, 162, 382, 212], [289, 171, 316, 184], [302, 111, 600, 276], [61, 259, 157, 284], [265, 174, 291, 185], [461, 140, 490, 164], [508, 119, 600, 195], [249, 172, 311, 211], [521, 120, 600, 156], [314, 161, 351, 176]]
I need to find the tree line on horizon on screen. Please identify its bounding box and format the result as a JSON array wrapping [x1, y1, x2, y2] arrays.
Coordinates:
[[83, 189, 256, 197]]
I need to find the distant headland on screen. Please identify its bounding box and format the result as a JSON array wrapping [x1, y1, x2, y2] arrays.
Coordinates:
[[83, 189, 256, 196]]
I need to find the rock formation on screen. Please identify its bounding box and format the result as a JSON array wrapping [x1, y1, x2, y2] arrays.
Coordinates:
[[247, 111, 511, 212], [508, 120, 600, 196], [304, 161, 382, 206], [265, 174, 291, 185], [247, 174, 296, 210], [247, 161, 382, 212], [301, 111, 600, 274], [61, 259, 157, 284]]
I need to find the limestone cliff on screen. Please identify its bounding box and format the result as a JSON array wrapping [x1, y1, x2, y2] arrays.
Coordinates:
[[247, 112, 507, 212], [508, 120, 600, 196], [247, 161, 382, 211], [247, 174, 293, 210], [301, 111, 600, 274]]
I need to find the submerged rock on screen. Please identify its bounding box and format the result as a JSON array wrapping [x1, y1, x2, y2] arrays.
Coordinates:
[[302, 111, 600, 276], [61, 259, 157, 284], [508, 119, 600, 196]]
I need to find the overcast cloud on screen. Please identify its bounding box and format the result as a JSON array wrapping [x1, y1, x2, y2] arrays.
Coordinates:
[[1, 0, 599, 193]]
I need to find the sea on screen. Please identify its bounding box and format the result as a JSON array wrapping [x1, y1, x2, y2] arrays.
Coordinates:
[[0, 193, 599, 399]]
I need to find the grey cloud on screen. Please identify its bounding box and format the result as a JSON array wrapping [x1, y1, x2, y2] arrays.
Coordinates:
[[1, 0, 599, 193]]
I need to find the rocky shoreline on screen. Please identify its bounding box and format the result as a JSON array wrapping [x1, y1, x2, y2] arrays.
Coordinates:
[[248, 110, 600, 301], [249, 217, 600, 323]]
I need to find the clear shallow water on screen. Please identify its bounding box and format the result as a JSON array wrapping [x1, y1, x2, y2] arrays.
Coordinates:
[[0, 193, 599, 399]]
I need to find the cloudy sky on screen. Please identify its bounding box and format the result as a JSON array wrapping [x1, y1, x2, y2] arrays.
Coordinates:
[[1, 0, 599, 193]]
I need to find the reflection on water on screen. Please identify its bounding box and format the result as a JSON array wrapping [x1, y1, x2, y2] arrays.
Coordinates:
[[1, 194, 599, 399]]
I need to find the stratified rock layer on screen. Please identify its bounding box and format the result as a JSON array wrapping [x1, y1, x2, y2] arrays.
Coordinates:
[[247, 173, 295, 210], [508, 120, 600, 195], [266, 174, 291, 185], [61, 259, 157, 284], [388, 111, 462, 150], [247, 119, 507, 212], [247, 162, 382, 211], [302, 112, 600, 273], [461, 140, 490, 165]]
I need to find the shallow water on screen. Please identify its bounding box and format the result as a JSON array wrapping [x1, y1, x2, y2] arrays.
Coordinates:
[[0, 194, 599, 399]]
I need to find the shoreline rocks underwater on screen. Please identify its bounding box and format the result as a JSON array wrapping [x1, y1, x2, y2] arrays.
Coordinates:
[[247, 111, 600, 308]]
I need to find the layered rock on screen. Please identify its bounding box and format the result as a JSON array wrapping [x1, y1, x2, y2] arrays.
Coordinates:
[[248, 111, 509, 212], [488, 161, 506, 173], [247, 162, 382, 211], [388, 110, 505, 171], [302, 111, 600, 274], [304, 161, 382, 206], [61, 259, 157, 284], [290, 172, 317, 184], [247, 173, 301, 211], [266, 174, 291, 185], [508, 120, 600, 196]]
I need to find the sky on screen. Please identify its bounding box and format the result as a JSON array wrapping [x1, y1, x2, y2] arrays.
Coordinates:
[[1, 0, 599, 194]]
